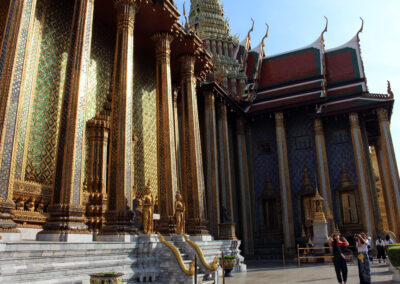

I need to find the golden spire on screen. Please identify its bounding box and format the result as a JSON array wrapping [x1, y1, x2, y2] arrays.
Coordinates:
[[183, 2, 189, 30], [388, 80, 394, 99], [357, 17, 364, 42]]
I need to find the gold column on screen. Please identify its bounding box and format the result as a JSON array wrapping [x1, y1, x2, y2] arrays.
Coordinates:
[[217, 101, 234, 221], [86, 102, 111, 232], [203, 91, 220, 237], [314, 118, 334, 222], [375, 142, 395, 232], [152, 32, 178, 234], [349, 112, 375, 234], [377, 108, 400, 235], [173, 89, 182, 194], [274, 112, 295, 249], [180, 55, 208, 235], [236, 118, 254, 255], [38, 0, 95, 241], [0, 0, 37, 241], [98, 0, 139, 241]]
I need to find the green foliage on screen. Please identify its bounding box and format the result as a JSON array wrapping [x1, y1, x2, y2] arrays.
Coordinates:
[[386, 244, 400, 270], [223, 255, 235, 259]]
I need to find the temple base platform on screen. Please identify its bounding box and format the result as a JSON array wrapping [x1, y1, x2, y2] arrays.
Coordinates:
[[0, 234, 245, 283]]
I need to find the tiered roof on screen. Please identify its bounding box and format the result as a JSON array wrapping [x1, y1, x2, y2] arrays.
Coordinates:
[[189, 0, 394, 118]]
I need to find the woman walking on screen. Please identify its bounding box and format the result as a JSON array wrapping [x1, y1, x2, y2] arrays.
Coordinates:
[[356, 233, 371, 284], [330, 233, 349, 284], [376, 236, 386, 263]]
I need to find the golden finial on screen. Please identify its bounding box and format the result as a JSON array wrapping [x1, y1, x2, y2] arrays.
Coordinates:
[[245, 18, 255, 50], [388, 80, 394, 98], [260, 23, 269, 58], [321, 16, 328, 42], [183, 2, 189, 30], [357, 17, 364, 42]]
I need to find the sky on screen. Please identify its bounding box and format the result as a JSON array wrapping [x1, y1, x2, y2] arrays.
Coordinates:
[[175, 0, 400, 160]]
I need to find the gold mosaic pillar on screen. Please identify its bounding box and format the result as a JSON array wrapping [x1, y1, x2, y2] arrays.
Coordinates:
[[98, 0, 139, 241], [86, 102, 111, 232], [0, 0, 38, 241], [203, 91, 220, 237], [180, 55, 208, 235], [377, 108, 400, 235], [37, 0, 95, 242], [274, 112, 295, 249], [349, 112, 375, 235], [375, 141, 396, 234], [314, 118, 333, 221], [217, 101, 234, 221], [152, 32, 178, 234], [173, 89, 182, 193], [236, 118, 254, 255]]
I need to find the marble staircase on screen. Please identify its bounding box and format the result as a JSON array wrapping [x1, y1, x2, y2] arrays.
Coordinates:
[[0, 234, 243, 283]]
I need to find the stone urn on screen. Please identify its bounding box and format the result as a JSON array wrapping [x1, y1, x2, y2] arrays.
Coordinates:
[[90, 272, 124, 284], [220, 256, 237, 277]]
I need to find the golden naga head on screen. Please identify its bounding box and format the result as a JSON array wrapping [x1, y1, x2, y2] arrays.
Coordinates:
[[176, 192, 182, 201]]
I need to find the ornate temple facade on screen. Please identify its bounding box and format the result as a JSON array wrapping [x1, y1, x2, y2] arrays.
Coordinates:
[[0, 0, 399, 262]]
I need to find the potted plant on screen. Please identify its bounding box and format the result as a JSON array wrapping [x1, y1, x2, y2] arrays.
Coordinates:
[[220, 255, 237, 277], [386, 244, 400, 282], [89, 272, 124, 284]]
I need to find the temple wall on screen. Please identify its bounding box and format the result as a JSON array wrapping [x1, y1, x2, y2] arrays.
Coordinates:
[[132, 53, 157, 198], [24, 0, 73, 185], [250, 117, 280, 232], [324, 117, 358, 219], [286, 111, 317, 234]]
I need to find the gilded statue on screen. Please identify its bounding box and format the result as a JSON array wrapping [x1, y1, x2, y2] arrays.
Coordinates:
[[175, 193, 185, 234], [142, 180, 154, 234]]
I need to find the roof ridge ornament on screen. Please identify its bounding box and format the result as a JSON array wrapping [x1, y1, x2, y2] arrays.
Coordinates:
[[357, 17, 364, 42], [260, 23, 269, 58], [246, 18, 255, 50], [183, 2, 189, 30], [388, 80, 394, 98], [321, 16, 328, 43]]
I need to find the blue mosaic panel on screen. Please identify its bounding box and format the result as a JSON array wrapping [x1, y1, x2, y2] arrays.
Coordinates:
[[250, 116, 280, 232], [286, 111, 318, 233], [324, 116, 358, 221], [0, 0, 14, 79]]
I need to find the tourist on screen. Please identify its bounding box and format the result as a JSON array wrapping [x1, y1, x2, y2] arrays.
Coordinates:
[[376, 236, 386, 263], [385, 234, 394, 245], [355, 233, 371, 284], [329, 233, 349, 284]]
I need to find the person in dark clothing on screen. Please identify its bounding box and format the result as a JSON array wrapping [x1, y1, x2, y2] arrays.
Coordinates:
[[329, 233, 349, 284], [376, 236, 386, 263]]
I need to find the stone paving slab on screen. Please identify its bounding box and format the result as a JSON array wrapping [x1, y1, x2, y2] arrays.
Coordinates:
[[222, 262, 394, 283]]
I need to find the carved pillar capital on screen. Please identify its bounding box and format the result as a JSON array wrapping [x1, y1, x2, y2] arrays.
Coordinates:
[[274, 112, 285, 128], [236, 118, 246, 135], [114, 0, 139, 29], [377, 108, 389, 122], [314, 118, 324, 135], [204, 91, 215, 108], [179, 54, 196, 78], [152, 32, 174, 61], [349, 112, 360, 129]]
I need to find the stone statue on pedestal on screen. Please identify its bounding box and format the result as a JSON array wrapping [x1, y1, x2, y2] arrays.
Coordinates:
[[142, 180, 154, 234], [175, 193, 185, 235]]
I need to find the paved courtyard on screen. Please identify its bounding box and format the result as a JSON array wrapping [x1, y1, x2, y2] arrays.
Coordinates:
[[223, 261, 394, 283]]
